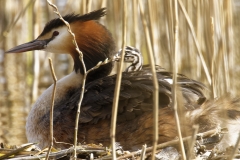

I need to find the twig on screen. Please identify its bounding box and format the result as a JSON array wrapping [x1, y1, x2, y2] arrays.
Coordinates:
[[86, 58, 114, 75], [140, 144, 147, 160], [178, 0, 212, 85], [45, 58, 57, 160], [46, 1, 87, 159], [117, 128, 222, 159], [117, 137, 191, 159], [8, 146, 108, 160], [110, 1, 127, 159], [2, 128, 227, 160], [138, 1, 159, 159], [0, 143, 35, 160], [0, 149, 38, 156], [53, 137, 73, 148], [196, 127, 221, 140]]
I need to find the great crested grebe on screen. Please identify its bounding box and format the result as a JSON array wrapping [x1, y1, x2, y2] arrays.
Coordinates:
[[6, 8, 240, 152]]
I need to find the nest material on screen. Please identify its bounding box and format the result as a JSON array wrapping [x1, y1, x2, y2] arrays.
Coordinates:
[[1, 128, 239, 160]]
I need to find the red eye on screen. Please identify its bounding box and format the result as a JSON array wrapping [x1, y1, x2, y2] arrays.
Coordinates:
[[52, 31, 59, 37]]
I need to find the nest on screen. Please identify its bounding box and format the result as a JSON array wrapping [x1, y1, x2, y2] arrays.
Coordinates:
[[1, 127, 240, 160]]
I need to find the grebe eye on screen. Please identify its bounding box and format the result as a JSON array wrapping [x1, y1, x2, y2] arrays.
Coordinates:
[[52, 31, 59, 37]]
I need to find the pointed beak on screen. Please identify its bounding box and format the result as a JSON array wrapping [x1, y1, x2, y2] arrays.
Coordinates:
[[5, 39, 47, 53]]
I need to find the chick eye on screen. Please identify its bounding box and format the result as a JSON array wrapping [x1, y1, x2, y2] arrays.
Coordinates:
[[52, 31, 59, 37]]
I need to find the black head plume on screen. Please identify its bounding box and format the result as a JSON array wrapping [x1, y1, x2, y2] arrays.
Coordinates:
[[39, 8, 107, 37]]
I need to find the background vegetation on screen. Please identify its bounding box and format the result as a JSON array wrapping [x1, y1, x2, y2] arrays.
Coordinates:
[[0, 0, 239, 147]]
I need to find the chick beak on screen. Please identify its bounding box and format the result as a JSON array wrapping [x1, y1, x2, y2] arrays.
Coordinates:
[[5, 39, 47, 53]]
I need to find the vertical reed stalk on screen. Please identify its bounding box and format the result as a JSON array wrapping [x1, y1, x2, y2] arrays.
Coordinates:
[[138, 0, 159, 159], [172, 1, 186, 159], [110, 1, 127, 159]]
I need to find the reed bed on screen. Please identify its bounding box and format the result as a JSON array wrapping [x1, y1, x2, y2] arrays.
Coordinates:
[[0, 0, 240, 159]]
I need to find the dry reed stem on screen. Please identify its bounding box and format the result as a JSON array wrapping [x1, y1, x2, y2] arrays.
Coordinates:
[[147, 1, 155, 56], [178, 0, 212, 85], [87, 0, 92, 13], [46, 1, 87, 159], [133, 0, 139, 49], [100, 0, 107, 8], [81, 0, 86, 14], [132, 0, 140, 49], [172, 1, 186, 160], [210, 17, 217, 98], [187, 125, 199, 159], [110, 1, 127, 159], [164, 1, 174, 65], [45, 58, 57, 160], [138, 1, 159, 159], [140, 144, 147, 160], [214, 0, 231, 95], [225, 0, 233, 93]]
